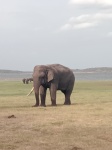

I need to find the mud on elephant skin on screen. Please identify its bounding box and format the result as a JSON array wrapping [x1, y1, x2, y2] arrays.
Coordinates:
[[32, 64, 75, 107]]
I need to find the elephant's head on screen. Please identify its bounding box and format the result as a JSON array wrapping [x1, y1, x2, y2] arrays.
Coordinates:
[[33, 66, 54, 87], [33, 65, 54, 106]]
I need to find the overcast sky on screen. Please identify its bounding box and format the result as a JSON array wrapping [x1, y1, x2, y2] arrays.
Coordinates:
[[0, 0, 112, 71]]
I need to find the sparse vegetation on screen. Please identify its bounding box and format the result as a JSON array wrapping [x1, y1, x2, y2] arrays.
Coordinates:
[[0, 81, 112, 150]]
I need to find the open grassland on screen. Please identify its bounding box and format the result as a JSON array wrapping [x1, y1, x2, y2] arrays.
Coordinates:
[[0, 80, 112, 150]]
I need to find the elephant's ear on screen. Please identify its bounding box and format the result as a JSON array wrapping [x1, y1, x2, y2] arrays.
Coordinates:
[[47, 70, 54, 82]]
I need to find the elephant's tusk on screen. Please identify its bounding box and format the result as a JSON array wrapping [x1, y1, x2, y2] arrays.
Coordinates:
[[27, 87, 34, 96]]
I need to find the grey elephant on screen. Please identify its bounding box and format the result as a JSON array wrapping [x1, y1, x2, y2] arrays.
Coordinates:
[[33, 64, 75, 107], [22, 78, 26, 84], [22, 78, 33, 84], [26, 78, 33, 84]]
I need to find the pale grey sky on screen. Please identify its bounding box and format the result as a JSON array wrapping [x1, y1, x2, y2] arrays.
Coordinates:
[[0, 0, 112, 71]]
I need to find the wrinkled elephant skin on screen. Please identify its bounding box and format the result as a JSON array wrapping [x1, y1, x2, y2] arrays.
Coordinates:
[[33, 64, 75, 107]]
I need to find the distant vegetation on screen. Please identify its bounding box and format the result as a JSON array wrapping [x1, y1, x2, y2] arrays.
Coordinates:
[[0, 67, 112, 73], [72, 67, 112, 73], [0, 70, 31, 73]]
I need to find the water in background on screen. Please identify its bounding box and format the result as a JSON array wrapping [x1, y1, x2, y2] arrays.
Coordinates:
[[0, 72, 32, 81], [75, 72, 112, 81], [0, 72, 112, 81]]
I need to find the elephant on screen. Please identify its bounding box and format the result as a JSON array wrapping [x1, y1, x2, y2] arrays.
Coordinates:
[[33, 64, 75, 107], [22, 78, 33, 84], [26, 78, 33, 84], [22, 78, 26, 84]]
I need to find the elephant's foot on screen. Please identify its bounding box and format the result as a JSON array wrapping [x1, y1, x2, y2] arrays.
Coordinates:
[[64, 100, 71, 105], [40, 104, 46, 107], [51, 100, 57, 106], [51, 104, 57, 106], [32, 104, 39, 107], [51, 102, 57, 106]]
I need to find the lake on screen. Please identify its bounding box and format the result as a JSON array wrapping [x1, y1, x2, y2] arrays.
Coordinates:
[[0, 72, 112, 81], [75, 72, 112, 80]]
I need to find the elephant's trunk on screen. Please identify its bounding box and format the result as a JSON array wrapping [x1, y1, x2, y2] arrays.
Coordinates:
[[33, 81, 41, 106]]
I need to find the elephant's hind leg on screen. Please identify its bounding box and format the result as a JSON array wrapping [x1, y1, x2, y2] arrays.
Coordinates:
[[63, 90, 71, 105]]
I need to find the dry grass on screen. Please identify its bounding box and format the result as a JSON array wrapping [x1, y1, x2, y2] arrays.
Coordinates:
[[0, 81, 112, 150]]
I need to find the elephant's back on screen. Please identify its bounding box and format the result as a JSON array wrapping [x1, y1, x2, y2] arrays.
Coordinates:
[[50, 64, 75, 83], [49, 64, 73, 73]]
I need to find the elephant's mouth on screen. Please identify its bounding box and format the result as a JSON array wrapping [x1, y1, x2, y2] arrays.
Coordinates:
[[41, 82, 50, 88]]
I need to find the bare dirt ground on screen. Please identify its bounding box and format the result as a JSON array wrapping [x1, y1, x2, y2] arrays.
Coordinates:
[[0, 81, 112, 150]]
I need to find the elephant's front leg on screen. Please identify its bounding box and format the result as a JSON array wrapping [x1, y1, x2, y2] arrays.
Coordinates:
[[40, 86, 47, 107], [33, 85, 40, 107], [34, 92, 39, 107], [50, 84, 57, 106]]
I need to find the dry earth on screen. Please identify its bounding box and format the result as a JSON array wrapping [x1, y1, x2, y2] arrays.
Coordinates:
[[0, 81, 112, 150]]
